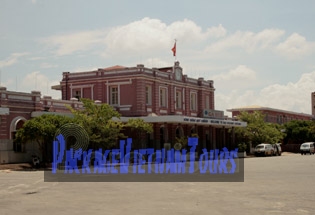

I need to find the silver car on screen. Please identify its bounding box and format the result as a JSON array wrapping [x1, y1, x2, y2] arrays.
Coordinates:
[[255, 143, 274, 156]]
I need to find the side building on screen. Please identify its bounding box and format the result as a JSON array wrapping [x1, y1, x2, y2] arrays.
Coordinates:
[[227, 105, 314, 153], [227, 105, 314, 124], [0, 87, 82, 164]]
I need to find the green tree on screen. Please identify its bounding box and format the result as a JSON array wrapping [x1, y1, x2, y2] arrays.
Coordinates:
[[124, 118, 153, 148], [15, 114, 74, 163], [69, 98, 125, 149], [175, 136, 188, 149], [283, 120, 315, 144], [234, 111, 285, 147]]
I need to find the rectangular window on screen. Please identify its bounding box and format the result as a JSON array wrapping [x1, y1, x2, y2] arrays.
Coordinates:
[[72, 89, 81, 100], [176, 91, 182, 109], [13, 141, 23, 152], [205, 95, 210, 109], [190, 92, 197, 111], [160, 87, 167, 107], [146, 85, 152, 105], [12, 132, 24, 152], [110, 86, 118, 105]]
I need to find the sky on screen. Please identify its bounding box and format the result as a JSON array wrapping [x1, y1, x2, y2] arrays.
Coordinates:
[[1, 0, 315, 116]]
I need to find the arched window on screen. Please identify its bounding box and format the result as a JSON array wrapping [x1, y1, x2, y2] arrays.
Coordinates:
[[175, 125, 184, 138], [10, 117, 27, 152], [190, 126, 196, 136]]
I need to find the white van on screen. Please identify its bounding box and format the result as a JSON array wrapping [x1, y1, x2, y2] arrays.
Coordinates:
[[255, 143, 274, 156], [300, 142, 315, 155]]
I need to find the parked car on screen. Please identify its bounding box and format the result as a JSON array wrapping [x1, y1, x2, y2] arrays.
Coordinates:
[[255, 143, 274, 156], [300, 142, 315, 155], [272, 143, 282, 156]]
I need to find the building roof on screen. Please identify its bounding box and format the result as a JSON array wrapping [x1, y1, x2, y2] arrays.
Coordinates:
[[101, 65, 127, 71], [227, 105, 313, 117]]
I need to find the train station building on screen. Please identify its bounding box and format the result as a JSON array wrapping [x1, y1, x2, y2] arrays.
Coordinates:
[[52, 61, 246, 152]]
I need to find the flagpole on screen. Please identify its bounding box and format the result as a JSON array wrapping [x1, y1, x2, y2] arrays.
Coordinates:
[[171, 39, 177, 74], [174, 39, 177, 62]]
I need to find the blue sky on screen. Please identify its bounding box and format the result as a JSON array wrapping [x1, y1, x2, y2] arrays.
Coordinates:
[[1, 0, 315, 116]]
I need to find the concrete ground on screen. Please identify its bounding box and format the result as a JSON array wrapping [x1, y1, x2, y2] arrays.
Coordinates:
[[0, 152, 314, 215]]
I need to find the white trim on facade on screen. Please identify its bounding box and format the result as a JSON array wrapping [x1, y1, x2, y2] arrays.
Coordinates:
[[9, 116, 27, 139], [117, 115, 247, 128], [105, 79, 132, 105], [69, 84, 94, 100], [159, 86, 168, 108]]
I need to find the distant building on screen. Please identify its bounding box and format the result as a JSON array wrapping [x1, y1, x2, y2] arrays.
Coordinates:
[[227, 105, 314, 124]]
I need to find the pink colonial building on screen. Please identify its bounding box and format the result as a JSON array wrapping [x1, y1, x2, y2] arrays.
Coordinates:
[[52, 61, 246, 152], [0, 86, 82, 164]]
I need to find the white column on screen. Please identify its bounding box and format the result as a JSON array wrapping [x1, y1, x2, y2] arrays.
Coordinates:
[[91, 85, 94, 100], [182, 88, 185, 110], [70, 84, 73, 98]]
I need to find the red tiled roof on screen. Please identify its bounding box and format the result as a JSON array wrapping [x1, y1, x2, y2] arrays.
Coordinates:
[[102, 65, 127, 71]]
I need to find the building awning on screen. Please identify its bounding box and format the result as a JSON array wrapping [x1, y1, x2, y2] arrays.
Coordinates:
[[51, 84, 61, 90], [31, 112, 247, 128], [119, 115, 247, 128]]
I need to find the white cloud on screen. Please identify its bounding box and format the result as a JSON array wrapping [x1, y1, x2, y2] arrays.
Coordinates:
[[212, 65, 256, 81], [0, 52, 29, 68], [40, 18, 224, 57], [41, 18, 315, 63], [103, 18, 213, 55], [2, 78, 14, 88], [19, 71, 60, 97], [216, 90, 256, 114], [29, 56, 45, 61], [103, 18, 169, 54], [21, 71, 48, 90], [218, 71, 315, 116], [41, 30, 106, 56], [205, 29, 285, 53], [210, 65, 258, 92], [40, 62, 58, 69], [257, 72, 315, 113], [206, 24, 227, 38], [41, 19, 315, 63], [275, 33, 315, 59]]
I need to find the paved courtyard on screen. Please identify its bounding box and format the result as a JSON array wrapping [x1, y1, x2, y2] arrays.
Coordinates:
[[0, 153, 314, 215]]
